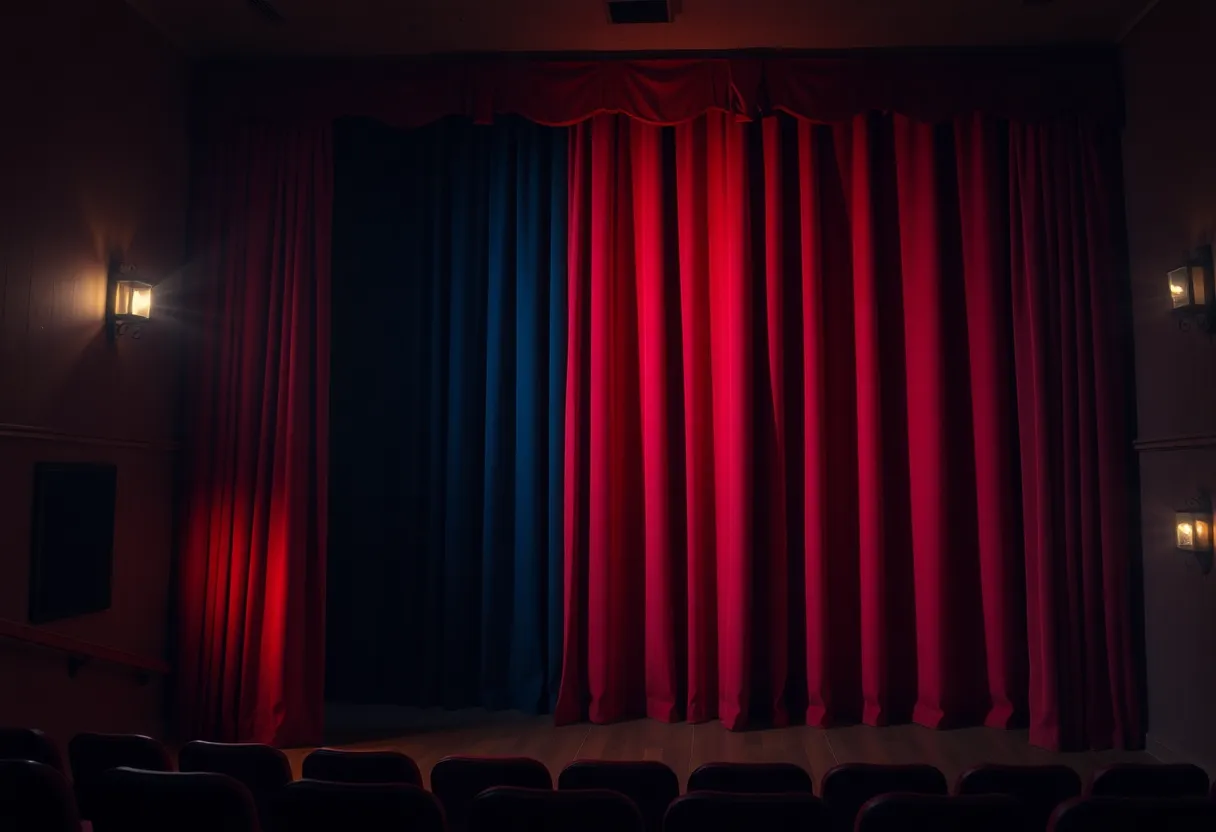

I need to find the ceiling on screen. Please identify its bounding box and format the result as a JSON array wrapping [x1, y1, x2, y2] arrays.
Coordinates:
[[125, 0, 1158, 57]]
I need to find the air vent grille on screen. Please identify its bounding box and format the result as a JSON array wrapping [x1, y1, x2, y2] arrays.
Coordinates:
[[247, 0, 286, 23], [606, 0, 672, 24]]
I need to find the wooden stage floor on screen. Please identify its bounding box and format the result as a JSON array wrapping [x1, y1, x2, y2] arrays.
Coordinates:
[[284, 707, 1156, 789]]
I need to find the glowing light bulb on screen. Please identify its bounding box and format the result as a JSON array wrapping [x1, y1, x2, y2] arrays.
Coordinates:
[[1178, 522, 1195, 548]]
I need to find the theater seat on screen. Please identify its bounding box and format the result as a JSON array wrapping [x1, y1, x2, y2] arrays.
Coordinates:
[[431, 755, 552, 832], [558, 760, 678, 832], [686, 762, 813, 794], [90, 767, 257, 832], [0, 759, 80, 832], [957, 764, 1081, 830], [302, 748, 423, 785], [1049, 796, 1216, 832], [271, 778, 444, 832], [820, 763, 948, 832], [178, 740, 293, 821], [856, 792, 1024, 832], [1088, 763, 1209, 798], [665, 792, 827, 832], [0, 729, 65, 774], [68, 733, 173, 821], [470, 786, 643, 832]]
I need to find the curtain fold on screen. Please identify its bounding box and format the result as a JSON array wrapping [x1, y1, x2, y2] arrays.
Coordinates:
[[554, 111, 1140, 751], [178, 124, 332, 747], [1008, 120, 1140, 750], [326, 117, 567, 712]]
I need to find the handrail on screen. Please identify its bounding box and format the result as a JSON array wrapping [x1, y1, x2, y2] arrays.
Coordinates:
[[1134, 433, 1216, 453], [0, 617, 170, 680], [0, 422, 180, 452]]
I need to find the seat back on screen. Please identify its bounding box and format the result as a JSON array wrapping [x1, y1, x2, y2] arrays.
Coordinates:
[[0, 729, 64, 773], [430, 755, 552, 832], [90, 767, 257, 832], [179, 741, 292, 792], [559, 760, 678, 832], [470, 786, 644, 832], [1088, 763, 1209, 798], [1049, 796, 1216, 832], [68, 733, 172, 820], [301, 748, 422, 786], [686, 762, 813, 794], [664, 792, 827, 832], [957, 764, 1081, 831], [857, 792, 1024, 832], [820, 763, 947, 832], [178, 740, 292, 822], [271, 779, 444, 832], [0, 759, 80, 832]]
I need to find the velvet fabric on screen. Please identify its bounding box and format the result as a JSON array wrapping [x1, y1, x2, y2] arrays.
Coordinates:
[[178, 52, 1139, 753], [553, 112, 1139, 751], [178, 125, 332, 746], [326, 118, 568, 712]]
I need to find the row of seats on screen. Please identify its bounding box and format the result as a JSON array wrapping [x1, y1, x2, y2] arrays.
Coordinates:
[[3, 727, 1215, 832]]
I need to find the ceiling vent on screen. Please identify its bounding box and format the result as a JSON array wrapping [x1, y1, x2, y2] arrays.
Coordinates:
[[247, 0, 286, 23], [606, 0, 672, 24]]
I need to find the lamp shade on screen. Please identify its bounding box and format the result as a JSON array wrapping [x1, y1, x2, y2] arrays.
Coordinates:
[[1168, 267, 1192, 309], [1169, 246, 1212, 312], [1176, 510, 1213, 552], [114, 280, 152, 320]]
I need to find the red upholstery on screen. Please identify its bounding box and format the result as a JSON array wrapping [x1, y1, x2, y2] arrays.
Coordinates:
[[559, 760, 679, 832], [301, 748, 422, 786], [1049, 796, 1216, 832], [957, 764, 1081, 831], [0, 760, 80, 832], [0, 729, 65, 774], [820, 763, 948, 832], [430, 756, 552, 832], [271, 779, 445, 832], [856, 792, 1024, 832], [67, 734, 173, 821], [90, 767, 257, 832], [470, 786, 644, 832], [1087, 763, 1209, 798], [665, 792, 827, 832], [687, 762, 813, 794]]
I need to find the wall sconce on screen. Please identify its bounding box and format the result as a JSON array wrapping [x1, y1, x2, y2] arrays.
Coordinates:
[[1176, 489, 1214, 574], [1169, 244, 1214, 333], [106, 261, 152, 340]]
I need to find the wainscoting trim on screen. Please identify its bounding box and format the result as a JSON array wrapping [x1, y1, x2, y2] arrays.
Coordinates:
[[1134, 434, 1216, 453], [0, 423, 179, 452]]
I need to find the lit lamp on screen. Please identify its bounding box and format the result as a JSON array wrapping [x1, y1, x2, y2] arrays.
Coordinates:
[[114, 279, 153, 321], [1176, 510, 1211, 551], [106, 260, 152, 340], [1176, 491, 1215, 575], [1169, 244, 1214, 332]]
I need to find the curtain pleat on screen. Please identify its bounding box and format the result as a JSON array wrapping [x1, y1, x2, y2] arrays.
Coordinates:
[[555, 111, 1140, 751], [327, 117, 568, 713], [179, 125, 332, 747]]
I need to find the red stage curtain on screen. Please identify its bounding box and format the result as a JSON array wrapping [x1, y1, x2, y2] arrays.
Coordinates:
[[178, 125, 332, 746], [554, 111, 1139, 751]]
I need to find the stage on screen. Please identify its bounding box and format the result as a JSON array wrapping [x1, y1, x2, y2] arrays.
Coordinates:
[[283, 707, 1156, 787]]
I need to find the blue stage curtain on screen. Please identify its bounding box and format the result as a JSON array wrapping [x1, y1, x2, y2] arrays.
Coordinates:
[[327, 116, 567, 712]]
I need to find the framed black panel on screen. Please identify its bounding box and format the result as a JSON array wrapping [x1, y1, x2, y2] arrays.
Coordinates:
[[28, 462, 117, 624]]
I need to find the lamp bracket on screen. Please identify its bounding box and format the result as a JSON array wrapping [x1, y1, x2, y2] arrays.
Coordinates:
[[1183, 488, 1213, 511]]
